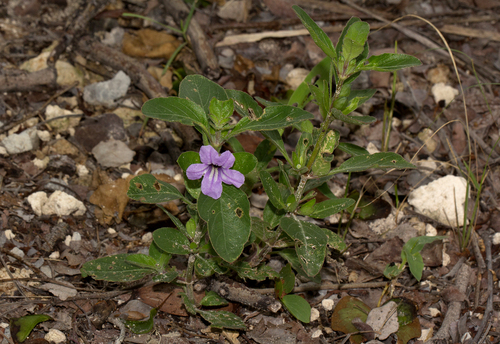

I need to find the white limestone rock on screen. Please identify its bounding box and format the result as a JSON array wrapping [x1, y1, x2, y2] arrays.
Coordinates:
[[27, 191, 86, 217], [83, 71, 131, 107], [1, 127, 38, 154], [408, 175, 468, 227]]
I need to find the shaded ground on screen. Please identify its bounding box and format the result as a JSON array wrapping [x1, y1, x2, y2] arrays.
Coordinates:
[[1, 0, 500, 343]]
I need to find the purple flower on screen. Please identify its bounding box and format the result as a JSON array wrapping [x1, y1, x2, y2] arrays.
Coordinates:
[[186, 145, 245, 199]]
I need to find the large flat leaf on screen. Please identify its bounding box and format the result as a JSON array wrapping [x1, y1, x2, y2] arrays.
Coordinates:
[[128, 174, 184, 203], [282, 294, 311, 323], [341, 21, 369, 61], [329, 153, 415, 175], [276, 249, 322, 284], [331, 295, 371, 344], [153, 227, 190, 255], [336, 17, 361, 57], [226, 89, 263, 117], [198, 185, 251, 262], [362, 53, 421, 72], [142, 97, 208, 129], [337, 142, 369, 156], [279, 217, 327, 277], [81, 254, 153, 282], [231, 106, 314, 136], [260, 171, 285, 209], [292, 6, 336, 60], [179, 74, 228, 114], [308, 198, 355, 218], [332, 108, 375, 125], [198, 310, 246, 330]]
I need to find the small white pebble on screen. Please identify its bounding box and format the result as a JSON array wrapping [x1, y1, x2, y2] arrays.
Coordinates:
[[429, 307, 441, 317], [33, 157, 49, 169], [107, 228, 117, 234], [64, 235, 72, 246], [418, 328, 433, 341], [44, 328, 66, 344], [425, 224, 437, 237], [10, 247, 24, 258], [71, 232, 81, 242], [37, 130, 51, 142], [174, 173, 183, 182], [4, 230, 15, 240], [310, 307, 320, 322], [0, 322, 8, 328], [0, 146, 8, 156], [311, 329, 323, 338], [322, 299, 334, 311], [142, 232, 153, 243], [68, 127, 75, 136], [76, 164, 89, 178], [442, 250, 451, 267], [121, 173, 130, 179], [49, 251, 60, 259], [492, 233, 500, 245], [366, 142, 380, 154]]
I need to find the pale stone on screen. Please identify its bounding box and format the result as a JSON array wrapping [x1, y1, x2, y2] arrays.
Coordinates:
[[45, 105, 82, 131], [310, 308, 320, 322], [431, 82, 459, 106], [408, 175, 468, 227], [2, 127, 38, 154], [76, 164, 89, 178], [33, 157, 49, 169], [311, 329, 323, 338], [10, 247, 24, 258], [49, 251, 60, 259], [286, 68, 309, 90], [322, 299, 334, 311], [0, 147, 8, 156], [27, 191, 85, 217], [492, 233, 500, 245], [4, 230, 15, 240], [366, 142, 380, 154], [37, 130, 51, 141], [83, 71, 131, 107], [416, 158, 438, 176], [417, 128, 438, 153], [72, 232, 81, 242], [425, 224, 438, 236], [64, 235, 72, 246], [142, 232, 153, 243], [107, 228, 117, 234], [429, 307, 441, 317]]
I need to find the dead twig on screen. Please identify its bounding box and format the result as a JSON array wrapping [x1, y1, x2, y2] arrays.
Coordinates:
[[473, 232, 493, 343]]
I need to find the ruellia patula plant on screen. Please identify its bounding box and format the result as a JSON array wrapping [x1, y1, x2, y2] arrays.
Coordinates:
[[81, 6, 421, 330]]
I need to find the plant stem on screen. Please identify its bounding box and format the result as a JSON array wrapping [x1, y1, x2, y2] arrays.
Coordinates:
[[184, 254, 196, 303], [294, 174, 310, 204]]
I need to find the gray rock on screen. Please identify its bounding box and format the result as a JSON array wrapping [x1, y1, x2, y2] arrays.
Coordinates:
[[83, 71, 131, 107], [1, 127, 39, 154], [92, 139, 135, 167]]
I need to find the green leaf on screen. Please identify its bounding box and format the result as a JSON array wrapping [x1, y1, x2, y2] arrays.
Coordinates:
[[251, 217, 276, 242], [336, 17, 361, 57], [292, 6, 336, 60], [280, 217, 327, 277], [152, 270, 178, 283], [153, 227, 190, 255], [261, 130, 292, 165], [231, 106, 314, 136], [337, 142, 369, 156], [226, 89, 263, 118], [362, 53, 421, 72], [198, 185, 251, 262], [403, 236, 446, 281], [254, 139, 277, 171], [149, 241, 171, 269], [263, 201, 286, 229], [331, 108, 375, 125], [233, 152, 258, 175], [308, 198, 355, 218], [331, 296, 371, 344], [179, 74, 228, 114], [260, 171, 285, 209], [124, 308, 157, 334], [200, 291, 229, 307], [142, 97, 208, 130], [224, 261, 279, 281], [288, 57, 331, 108], [342, 89, 377, 115], [277, 264, 295, 297], [384, 263, 405, 280], [11, 314, 52, 343], [180, 292, 197, 315], [282, 294, 311, 323], [329, 152, 415, 175], [198, 310, 246, 330], [178, 151, 202, 199], [126, 254, 158, 269], [128, 174, 184, 203], [209, 98, 234, 127], [276, 249, 322, 284], [341, 21, 370, 61], [321, 228, 347, 252], [81, 254, 153, 282]]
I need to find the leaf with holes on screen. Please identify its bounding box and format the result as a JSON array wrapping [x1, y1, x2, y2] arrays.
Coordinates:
[[331, 295, 372, 344], [153, 227, 190, 255], [81, 254, 153, 282], [198, 185, 251, 262], [198, 310, 246, 330], [179, 74, 228, 114], [128, 174, 184, 204], [279, 217, 327, 277]]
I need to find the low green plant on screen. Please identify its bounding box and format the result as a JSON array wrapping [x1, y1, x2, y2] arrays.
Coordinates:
[[81, 6, 421, 331], [383, 235, 446, 281]]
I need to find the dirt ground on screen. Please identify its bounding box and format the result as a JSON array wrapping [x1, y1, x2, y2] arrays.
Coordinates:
[[1, 0, 500, 343]]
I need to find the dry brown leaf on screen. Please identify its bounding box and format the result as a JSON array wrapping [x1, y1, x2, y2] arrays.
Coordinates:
[[122, 29, 181, 59]]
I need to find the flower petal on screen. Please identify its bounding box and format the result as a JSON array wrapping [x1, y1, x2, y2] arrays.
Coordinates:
[[220, 168, 245, 188], [186, 163, 209, 180], [201, 166, 223, 199], [199, 145, 219, 165], [214, 150, 235, 169]]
